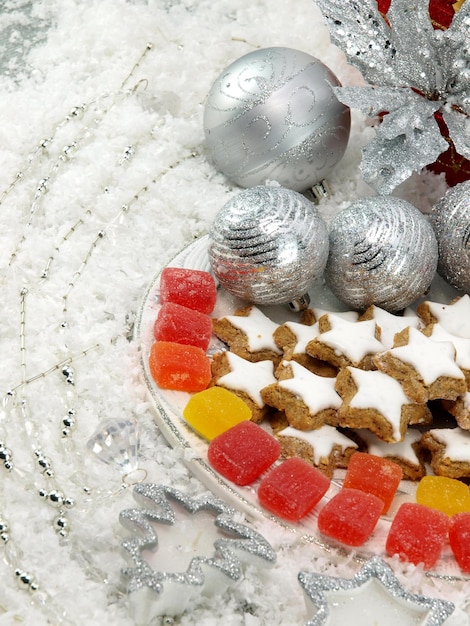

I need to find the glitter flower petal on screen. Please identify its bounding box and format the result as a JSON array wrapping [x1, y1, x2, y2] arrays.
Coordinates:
[[315, 0, 470, 192]]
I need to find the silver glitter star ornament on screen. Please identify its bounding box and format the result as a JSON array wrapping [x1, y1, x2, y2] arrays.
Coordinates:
[[429, 179, 470, 293], [203, 47, 351, 192], [314, 0, 470, 193], [299, 556, 455, 625], [120, 483, 276, 623], [324, 196, 438, 311], [208, 185, 329, 309]]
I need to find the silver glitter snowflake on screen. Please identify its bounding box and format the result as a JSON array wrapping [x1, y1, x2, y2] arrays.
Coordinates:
[[119, 484, 276, 622], [315, 0, 470, 193], [299, 556, 455, 626]]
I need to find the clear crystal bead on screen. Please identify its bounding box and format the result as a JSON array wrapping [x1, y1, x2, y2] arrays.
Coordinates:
[[86, 418, 140, 472]]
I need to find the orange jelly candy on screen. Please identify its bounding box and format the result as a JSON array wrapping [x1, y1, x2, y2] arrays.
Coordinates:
[[149, 341, 211, 392], [183, 386, 251, 440], [343, 452, 402, 514], [416, 476, 470, 517]]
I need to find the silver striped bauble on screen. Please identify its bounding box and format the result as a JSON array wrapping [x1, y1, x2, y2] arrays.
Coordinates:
[[208, 185, 329, 307], [203, 47, 350, 192], [429, 181, 470, 294], [324, 197, 439, 312]]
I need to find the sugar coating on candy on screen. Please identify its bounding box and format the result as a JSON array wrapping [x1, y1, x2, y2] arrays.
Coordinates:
[[449, 512, 470, 572], [342, 452, 403, 514], [183, 386, 251, 441], [153, 302, 213, 350], [317, 488, 383, 547], [208, 421, 281, 485], [258, 457, 330, 522], [159, 267, 217, 314], [149, 341, 211, 392], [385, 502, 450, 569], [415, 475, 470, 517]]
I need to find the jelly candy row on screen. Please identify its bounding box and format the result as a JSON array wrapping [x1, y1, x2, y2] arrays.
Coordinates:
[[207, 420, 470, 572], [149, 267, 217, 392]]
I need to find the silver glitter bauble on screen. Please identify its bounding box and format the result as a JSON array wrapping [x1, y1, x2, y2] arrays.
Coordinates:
[[203, 47, 351, 192], [429, 180, 470, 294], [324, 196, 438, 312], [208, 185, 329, 307]]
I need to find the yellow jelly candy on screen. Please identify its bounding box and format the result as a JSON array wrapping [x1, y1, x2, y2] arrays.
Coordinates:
[[416, 475, 470, 517], [183, 386, 251, 441]]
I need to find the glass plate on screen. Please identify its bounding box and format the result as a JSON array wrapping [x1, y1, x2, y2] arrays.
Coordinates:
[[135, 234, 467, 580]]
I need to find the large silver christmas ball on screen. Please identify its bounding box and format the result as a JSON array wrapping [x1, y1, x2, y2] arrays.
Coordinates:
[[203, 47, 351, 192], [429, 181, 470, 294], [208, 185, 329, 307], [324, 197, 439, 312]]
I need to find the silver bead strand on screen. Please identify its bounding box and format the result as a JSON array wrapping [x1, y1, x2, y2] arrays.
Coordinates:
[[7, 42, 155, 268]]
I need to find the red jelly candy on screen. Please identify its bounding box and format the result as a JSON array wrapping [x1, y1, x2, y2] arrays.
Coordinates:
[[449, 512, 470, 573], [386, 502, 450, 569], [208, 421, 281, 486], [149, 341, 211, 392], [160, 267, 217, 314], [258, 457, 330, 522], [317, 488, 383, 547], [153, 302, 213, 350], [343, 452, 402, 514]]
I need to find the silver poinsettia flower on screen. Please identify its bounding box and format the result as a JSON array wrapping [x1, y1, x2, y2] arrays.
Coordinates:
[[314, 0, 470, 193]]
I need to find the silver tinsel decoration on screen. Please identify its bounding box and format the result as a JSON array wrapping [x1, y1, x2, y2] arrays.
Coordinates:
[[203, 47, 351, 192], [208, 185, 329, 308], [324, 196, 438, 312], [314, 0, 470, 193], [299, 556, 455, 626], [429, 179, 470, 293]]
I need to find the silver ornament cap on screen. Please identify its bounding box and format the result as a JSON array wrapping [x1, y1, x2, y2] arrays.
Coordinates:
[[204, 47, 351, 192], [429, 180, 470, 294], [324, 196, 438, 312], [208, 185, 329, 307]]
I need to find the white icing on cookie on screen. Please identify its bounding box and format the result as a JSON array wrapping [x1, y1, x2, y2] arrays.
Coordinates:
[[315, 315, 384, 363], [355, 428, 422, 465], [284, 321, 320, 353], [278, 360, 342, 413], [217, 351, 276, 407], [382, 327, 465, 384], [425, 295, 470, 338], [428, 427, 470, 463], [365, 305, 421, 349], [223, 307, 281, 353], [426, 323, 470, 371], [464, 391, 470, 411], [347, 367, 411, 442], [311, 308, 358, 322], [278, 424, 357, 465]]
